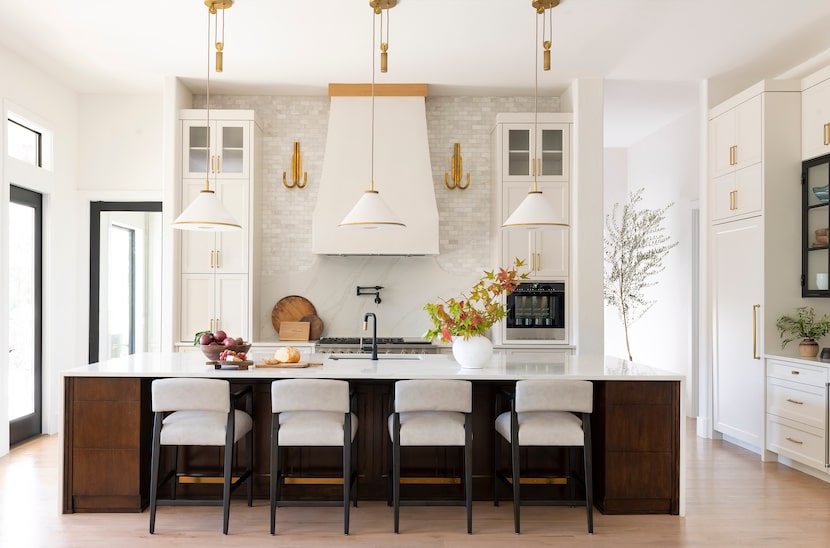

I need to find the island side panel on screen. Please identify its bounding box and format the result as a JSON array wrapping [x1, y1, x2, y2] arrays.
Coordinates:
[[593, 380, 681, 514], [63, 377, 151, 513]]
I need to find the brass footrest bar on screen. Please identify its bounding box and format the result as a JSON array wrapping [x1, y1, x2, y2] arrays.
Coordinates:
[[506, 477, 569, 485], [400, 477, 461, 485], [177, 475, 242, 484], [283, 477, 344, 485]]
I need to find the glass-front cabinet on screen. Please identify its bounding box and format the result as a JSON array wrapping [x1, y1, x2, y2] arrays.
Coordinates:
[[182, 119, 250, 179], [803, 153, 830, 296], [501, 123, 569, 182]]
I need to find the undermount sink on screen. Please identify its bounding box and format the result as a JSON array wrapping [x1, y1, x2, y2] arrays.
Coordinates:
[[327, 353, 423, 361]]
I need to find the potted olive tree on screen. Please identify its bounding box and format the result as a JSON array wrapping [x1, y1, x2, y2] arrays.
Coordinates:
[[775, 306, 830, 357]]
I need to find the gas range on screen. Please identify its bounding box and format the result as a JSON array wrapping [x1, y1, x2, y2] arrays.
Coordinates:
[[316, 337, 438, 355]]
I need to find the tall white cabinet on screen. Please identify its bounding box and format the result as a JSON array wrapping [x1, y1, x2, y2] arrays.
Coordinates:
[[491, 113, 572, 345], [177, 109, 262, 344], [708, 81, 801, 450]]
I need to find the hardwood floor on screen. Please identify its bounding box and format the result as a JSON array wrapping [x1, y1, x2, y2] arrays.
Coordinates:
[[2, 418, 829, 547]]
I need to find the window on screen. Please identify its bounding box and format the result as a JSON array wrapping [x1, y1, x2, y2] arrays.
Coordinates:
[[7, 119, 42, 167]]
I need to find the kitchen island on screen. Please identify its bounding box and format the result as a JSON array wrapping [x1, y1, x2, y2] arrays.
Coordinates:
[[61, 351, 685, 516]]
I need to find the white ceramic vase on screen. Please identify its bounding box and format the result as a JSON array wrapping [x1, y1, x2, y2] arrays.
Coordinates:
[[452, 335, 494, 369]]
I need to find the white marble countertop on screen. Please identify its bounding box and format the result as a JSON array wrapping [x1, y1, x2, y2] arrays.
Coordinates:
[[62, 350, 685, 382]]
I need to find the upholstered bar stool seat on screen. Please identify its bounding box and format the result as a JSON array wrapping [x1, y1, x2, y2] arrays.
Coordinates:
[[389, 379, 473, 534], [494, 379, 594, 534], [149, 378, 253, 535], [270, 379, 358, 535]]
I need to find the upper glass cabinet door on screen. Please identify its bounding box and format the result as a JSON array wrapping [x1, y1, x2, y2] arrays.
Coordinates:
[[803, 153, 830, 296], [502, 123, 569, 182], [182, 119, 249, 179]]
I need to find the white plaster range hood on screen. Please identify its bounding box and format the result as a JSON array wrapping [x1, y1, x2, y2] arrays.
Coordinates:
[[312, 85, 439, 255]]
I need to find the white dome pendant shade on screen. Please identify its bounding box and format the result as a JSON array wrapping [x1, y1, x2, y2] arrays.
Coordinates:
[[339, 188, 406, 230], [502, 186, 568, 229], [172, 185, 242, 231]]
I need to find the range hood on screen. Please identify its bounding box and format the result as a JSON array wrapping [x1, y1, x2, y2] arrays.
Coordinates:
[[312, 85, 439, 255]]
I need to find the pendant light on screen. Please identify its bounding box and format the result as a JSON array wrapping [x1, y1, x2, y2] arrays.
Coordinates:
[[173, 1, 241, 232], [339, 0, 405, 231], [503, 0, 568, 230]]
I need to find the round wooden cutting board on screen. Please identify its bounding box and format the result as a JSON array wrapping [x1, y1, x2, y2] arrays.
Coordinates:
[[271, 296, 317, 334], [300, 314, 324, 340]]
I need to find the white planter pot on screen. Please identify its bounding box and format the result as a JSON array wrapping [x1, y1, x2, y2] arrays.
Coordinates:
[[452, 336, 494, 369]]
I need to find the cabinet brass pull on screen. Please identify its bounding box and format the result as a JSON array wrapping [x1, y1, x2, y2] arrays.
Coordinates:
[[210, 250, 214, 268], [215, 318, 220, 331], [785, 437, 804, 445], [786, 398, 804, 405], [217, 155, 222, 174], [531, 157, 536, 177], [210, 155, 215, 173], [210, 318, 214, 332], [536, 252, 541, 271], [530, 253, 535, 271], [216, 250, 220, 268], [733, 145, 737, 165], [752, 304, 760, 359], [791, 370, 800, 375], [733, 190, 738, 211], [824, 123, 830, 146], [537, 158, 542, 177]]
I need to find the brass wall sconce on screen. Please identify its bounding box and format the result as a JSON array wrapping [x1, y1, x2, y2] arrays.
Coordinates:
[[445, 143, 470, 190], [283, 141, 308, 189]]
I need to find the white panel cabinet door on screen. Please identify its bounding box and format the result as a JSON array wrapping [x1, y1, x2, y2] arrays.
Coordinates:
[[180, 274, 215, 343], [215, 274, 249, 340], [802, 79, 830, 160], [214, 179, 249, 274], [710, 95, 762, 178], [713, 216, 764, 447], [182, 120, 251, 180]]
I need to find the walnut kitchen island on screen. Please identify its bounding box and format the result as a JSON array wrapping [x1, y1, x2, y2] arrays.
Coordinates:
[[61, 351, 685, 516]]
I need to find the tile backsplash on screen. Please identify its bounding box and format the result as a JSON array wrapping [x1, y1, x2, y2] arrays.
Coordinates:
[[196, 94, 560, 339]]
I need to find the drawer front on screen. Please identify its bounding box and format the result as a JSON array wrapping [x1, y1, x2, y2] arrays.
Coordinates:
[[767, 360, 828, 387], [766, 417, 826, 471], [767, 379, 826, 429]]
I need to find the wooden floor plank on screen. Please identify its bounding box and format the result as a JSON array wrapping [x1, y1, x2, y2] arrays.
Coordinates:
[[1, 419, 830, 546]]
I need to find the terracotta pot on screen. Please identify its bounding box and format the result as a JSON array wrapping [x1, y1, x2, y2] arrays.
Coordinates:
[[798, 339, 819, 358]]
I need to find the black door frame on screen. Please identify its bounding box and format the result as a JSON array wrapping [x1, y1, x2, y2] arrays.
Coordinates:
[[9, 185, 43, 446], [89, 201, 162, 364]]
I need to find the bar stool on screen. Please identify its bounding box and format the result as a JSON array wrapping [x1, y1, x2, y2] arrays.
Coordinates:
[[149, 378, 253, 535], [270, 379, 358, 535], [389, 379, 473, 534], [494, 379, 594, 534]]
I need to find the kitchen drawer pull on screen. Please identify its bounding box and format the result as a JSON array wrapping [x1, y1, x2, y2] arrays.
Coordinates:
[[785, 436, 804, 445], [786, 398, 804, 405], [791, 370, 800, 375]]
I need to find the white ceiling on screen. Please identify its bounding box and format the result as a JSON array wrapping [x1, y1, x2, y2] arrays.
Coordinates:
[[2, 0, 830, 146]]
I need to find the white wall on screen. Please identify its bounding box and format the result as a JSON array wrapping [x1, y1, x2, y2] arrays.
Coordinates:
[[1, 44, 79, 456], [603, 108, 701, 409], [1, 43, 165, 456]]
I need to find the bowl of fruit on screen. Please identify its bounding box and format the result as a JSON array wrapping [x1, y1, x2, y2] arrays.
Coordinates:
[[196, 330, 252, 362]]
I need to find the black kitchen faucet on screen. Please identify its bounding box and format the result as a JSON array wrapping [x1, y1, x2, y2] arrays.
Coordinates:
[[363, 312, 378, 360]]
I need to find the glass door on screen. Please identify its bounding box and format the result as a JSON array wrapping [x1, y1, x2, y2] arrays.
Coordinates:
[[8, 185, 42, 445], [89, 202, 162, 363]]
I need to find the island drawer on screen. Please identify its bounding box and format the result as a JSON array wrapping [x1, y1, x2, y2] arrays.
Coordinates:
[[766, 416, 826, 470], [767, 378, 826, 429], [767, 359, 827, 387]]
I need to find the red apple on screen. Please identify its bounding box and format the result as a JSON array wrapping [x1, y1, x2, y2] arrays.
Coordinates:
[[199, 333, 213, 345], [213, 330, 227, 342], [222, 337, 236, 346]]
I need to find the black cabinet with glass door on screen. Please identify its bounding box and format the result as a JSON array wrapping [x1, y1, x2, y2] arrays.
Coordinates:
[[803, 153, 830, 296]]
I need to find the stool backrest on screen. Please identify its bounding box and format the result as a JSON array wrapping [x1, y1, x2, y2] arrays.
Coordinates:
[[394, 379, 472, 413], [151, 378, 230, 413], [271, 379, 350, 413], [515, 379, 593, 413]]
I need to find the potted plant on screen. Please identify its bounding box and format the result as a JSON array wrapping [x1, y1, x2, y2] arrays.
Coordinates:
[[775, 306, 830, 357], [424, 258, 528, 368]]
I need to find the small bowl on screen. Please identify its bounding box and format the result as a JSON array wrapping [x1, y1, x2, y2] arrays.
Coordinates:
[[812, 185, 829, 203], [200, 343, 252, 362]]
